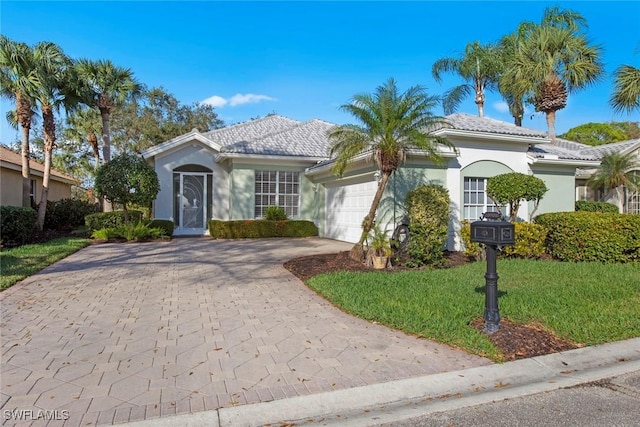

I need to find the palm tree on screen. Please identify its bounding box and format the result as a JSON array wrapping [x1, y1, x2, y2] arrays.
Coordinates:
[[431, 41, 503, 117], [328, 78, 454, 260], [75, 59, 142, 165], [610, 65, 640, 114], [0, 36, 41, 207], [65, 107, 102, 172], [30, 43, 79, 229], [587, 152, 640, 213], [504, 7, 604, 143]]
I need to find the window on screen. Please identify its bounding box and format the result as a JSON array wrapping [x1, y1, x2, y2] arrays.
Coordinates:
[[463, 177, 506, 221], [626, 171, 639, 214], [255, 171, 300, 218], [29, 179, 36, 207]]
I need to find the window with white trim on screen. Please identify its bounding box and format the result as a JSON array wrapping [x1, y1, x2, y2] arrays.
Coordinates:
[[255, 171, 300, 218], [463, 177, 507, 221], [29, 179, 36, 207]]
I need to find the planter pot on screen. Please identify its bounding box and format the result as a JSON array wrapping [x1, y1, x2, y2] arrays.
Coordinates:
[[372, 256, 388, 270]]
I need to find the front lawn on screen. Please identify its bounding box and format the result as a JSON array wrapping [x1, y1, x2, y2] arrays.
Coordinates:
[[0, 237, 92, 290], [307, 259, 640, 361]]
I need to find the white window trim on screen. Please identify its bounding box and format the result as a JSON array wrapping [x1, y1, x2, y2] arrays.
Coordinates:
[[254, 171, 300, 218]]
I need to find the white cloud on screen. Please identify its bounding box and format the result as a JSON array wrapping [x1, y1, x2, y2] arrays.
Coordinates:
[[200, 95, 228, 108], [493, 101, 510, 113], [200, 93, 277, 108], [229, 93, 277, 106]]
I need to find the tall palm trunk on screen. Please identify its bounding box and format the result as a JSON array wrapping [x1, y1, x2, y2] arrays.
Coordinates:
[[99, 107, 113, 211], [351, 171, 391, 260], [17, 93, 32, 208], [37, 107, 55, 230], [546, 110, 557, 144]]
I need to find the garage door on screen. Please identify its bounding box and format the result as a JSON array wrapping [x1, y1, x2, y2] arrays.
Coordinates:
[[326, 179, 377, 243]]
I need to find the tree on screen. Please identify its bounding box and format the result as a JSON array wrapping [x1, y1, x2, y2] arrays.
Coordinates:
[[64, 107, 102, 174], [486, 173, 548, 222], [328, 78, 454, 260], [560, 122, 628, 146], [27, 42, 78, 230], [109, 87, 223, 153], [94, 153, 159, 223], [1, 36, 41, 207], [432, 41, 503, 117], [587, 152, 640, 213], [610, 65, 640, 114], [503, 7, 604, 143], [75, 59, 142, 164]]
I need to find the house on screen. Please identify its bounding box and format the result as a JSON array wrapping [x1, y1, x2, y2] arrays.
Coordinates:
[[0, 145, 79, 207], [571, 139, 640, 214], [142, 113, 621, 249]]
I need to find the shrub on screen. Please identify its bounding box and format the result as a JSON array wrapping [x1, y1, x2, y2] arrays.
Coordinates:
[[208, 219, 318, 239], [535, 212, 640, 263], [487, 173, 548, 222], [404, 184, 450, 267], [575, 200, 618, 213], [44, 198, 99, 231], [265, 206, 287, 221], [148, 219, 174, 237], [459, 220, 484, 261], [92, 221, 164, 242], [85, 210, 143, 232], [502, 222, 547, 259], [1, 206, 37, 247]]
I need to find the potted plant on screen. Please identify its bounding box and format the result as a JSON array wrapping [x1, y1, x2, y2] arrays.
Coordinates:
[[368, 224, 392, 269]]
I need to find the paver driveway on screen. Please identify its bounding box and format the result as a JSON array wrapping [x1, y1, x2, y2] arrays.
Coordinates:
[[1, 238, 491, 426]]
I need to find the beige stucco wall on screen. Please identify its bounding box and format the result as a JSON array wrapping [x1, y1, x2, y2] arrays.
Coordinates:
[[1, 167, 72, 207]]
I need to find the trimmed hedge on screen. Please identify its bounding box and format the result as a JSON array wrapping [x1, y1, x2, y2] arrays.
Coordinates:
[[575, 200, 618, 213], [148, 219, 174, 237], [44, 198, 99, 231], [535, 212, 640, 263], [208, 219, 318, 239], [85, 210, 144, 231], [1, 206, 37, 247]]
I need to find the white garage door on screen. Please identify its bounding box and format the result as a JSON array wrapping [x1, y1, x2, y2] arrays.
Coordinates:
[[326, 179, 377, 243]]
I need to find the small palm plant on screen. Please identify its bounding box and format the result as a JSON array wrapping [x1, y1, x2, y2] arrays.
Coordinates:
[[368, 224, 392, 257]]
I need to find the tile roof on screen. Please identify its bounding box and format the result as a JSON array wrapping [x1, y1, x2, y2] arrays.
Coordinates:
[[0, 145, 79, 183], [221, 119, 335, 157], [203, 115, 299, 146], [577, 139, 640, 159], [441, 113, 549, 138]]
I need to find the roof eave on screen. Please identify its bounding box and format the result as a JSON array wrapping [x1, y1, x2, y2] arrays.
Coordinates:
[[141, 131, 222, 158], [527, 155, 600, 167], [215, 152, 328, 164], [434, 128, 550, 145]]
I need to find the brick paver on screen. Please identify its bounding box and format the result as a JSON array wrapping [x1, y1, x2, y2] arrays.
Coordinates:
[[1, 238, 491, 426]]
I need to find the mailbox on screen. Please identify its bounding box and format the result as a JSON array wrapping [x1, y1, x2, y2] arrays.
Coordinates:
[[470, 220, 515, 246]]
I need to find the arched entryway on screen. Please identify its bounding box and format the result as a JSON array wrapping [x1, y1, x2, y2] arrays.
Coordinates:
[[173, 165, 213, 234]]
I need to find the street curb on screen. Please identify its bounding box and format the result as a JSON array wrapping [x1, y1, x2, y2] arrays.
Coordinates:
[[118, 338, 640, 427]]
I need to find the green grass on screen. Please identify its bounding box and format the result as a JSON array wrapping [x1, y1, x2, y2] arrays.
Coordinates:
[[1, 237, 92, 290], [307, 259, 640, 361]]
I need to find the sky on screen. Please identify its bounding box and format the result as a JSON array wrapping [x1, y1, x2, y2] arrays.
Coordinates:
[[1, 0, 639, 145]]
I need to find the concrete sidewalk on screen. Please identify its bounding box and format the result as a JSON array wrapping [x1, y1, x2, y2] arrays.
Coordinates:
[[1, 238, 490, 426]]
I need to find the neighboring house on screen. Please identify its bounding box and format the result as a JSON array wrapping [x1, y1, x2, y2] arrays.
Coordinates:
[[141, 114, 605, 249], [0, 145, 79, 207]]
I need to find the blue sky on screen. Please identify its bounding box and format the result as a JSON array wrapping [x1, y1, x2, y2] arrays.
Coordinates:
[[1, 1, 639, 145]]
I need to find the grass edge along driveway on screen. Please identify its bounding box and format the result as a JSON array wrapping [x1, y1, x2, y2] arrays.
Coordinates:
[[0, 237, 92, 290], [307, 259, 640, 361]]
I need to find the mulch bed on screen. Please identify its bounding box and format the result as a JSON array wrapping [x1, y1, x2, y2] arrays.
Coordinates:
[[283, 251, 582, 360]]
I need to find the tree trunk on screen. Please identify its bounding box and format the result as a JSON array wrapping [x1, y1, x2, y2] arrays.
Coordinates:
[[615, 186, 624, 213], [546, 110, 557, 144], [21, 124, 31, 208], [514, 115, 522, 127], [350, 171, 391, 261], [100, 109, 113, 212], [37, 108, 55, 231]]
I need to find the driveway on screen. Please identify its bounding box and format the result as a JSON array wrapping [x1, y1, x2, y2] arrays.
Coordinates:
[[1, 238, 491, 426]]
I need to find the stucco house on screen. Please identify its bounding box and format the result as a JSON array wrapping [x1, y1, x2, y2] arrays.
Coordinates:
[[0, 145, 79, 207], [141, 113, 630, 249]]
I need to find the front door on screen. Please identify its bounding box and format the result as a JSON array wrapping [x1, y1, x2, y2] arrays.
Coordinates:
[[175, 173, 207, 232]]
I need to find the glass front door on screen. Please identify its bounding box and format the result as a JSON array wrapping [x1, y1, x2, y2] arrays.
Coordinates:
[[175, 173, 207, 231]]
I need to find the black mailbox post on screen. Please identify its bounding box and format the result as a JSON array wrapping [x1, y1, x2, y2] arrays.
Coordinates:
[[470, 213, 515, 334]]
